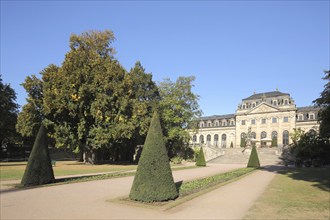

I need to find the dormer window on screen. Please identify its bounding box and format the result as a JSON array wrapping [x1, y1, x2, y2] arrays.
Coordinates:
[[273, 100, 277, 106], [298, 114, 303, 121], [215, 121, 219, 126], [284, 99, 288, 105], [252, 103, 256, 108], [309, 113, 315, 120], [208, 122, 211, 127], [242, 104, 246, 109], [200, 122, 204, 128]]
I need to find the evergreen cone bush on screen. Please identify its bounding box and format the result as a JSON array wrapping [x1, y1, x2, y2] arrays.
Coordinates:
[[21, 124, 55, 186], [247, 146, 260, 168], [129, 111, 178, 202], [195, 147, 206, 166]]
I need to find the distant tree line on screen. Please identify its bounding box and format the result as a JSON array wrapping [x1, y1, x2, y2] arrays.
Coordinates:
[[1, 30, 202, 163]]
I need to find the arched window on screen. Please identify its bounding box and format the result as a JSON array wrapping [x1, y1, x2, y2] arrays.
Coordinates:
[[200, 122, 204, 128], [192, 135, 197, 143], [283, 130, 289, 146], [199, 135, 204, 144], [251, 132, 256, 139], [261, 131, 267, 147], [271, 131, 278, 147], [221, 134, 227, 148], [215, 121, 219, 126], [206, 134, 211, 146], [241, 133, 246, 148], [214, 134, 219, 147]]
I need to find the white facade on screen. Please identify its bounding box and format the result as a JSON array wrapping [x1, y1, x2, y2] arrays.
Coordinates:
[[191, 91, 320, 148]]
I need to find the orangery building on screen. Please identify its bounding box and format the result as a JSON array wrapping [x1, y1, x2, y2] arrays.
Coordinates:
[[191, 91, 320, 148]]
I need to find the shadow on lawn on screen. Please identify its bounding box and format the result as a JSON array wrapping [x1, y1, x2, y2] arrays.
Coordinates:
[[276, 166, 330, 192]]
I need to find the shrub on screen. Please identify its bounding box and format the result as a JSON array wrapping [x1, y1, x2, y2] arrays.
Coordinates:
[[129, 111, 178, 202], [247, 146, 260, 168], [195, 147, 206, 166], [171, 156, 183, 164], [21, 124, 55, 186]]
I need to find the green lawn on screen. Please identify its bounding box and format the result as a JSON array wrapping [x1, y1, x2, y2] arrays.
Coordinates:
[[0, 161, 194, 181], [244, 167, 330, 219], [0, 161, 138, 180]]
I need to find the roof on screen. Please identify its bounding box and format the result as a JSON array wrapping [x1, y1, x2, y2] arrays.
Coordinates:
[[297, 106, 320, 112], [200, 114, 235, 121], [242, 91, 290, 101]]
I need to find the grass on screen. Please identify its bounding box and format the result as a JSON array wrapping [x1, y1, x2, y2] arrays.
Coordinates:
[[0, 161, 197, 182], [112, 167, 256, 210], [244, 167, 330, 220], [0, 161, 138, 181]]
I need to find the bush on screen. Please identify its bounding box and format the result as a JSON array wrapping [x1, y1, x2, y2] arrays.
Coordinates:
[[195, 147, 206, 166], [290, 130, 330, 166], [247, 146, 260, 168], [129, 111, 178, 202], [21, 124, 55, 186], [171, 156, 183, 164]]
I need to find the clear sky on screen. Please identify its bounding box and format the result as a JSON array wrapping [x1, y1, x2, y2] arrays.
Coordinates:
[[1, 1, 329, 116]]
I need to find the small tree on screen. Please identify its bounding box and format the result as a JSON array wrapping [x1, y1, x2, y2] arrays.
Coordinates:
[[240, 137, 246, 148], [129, 111, 178, 202], [21, 124, 55, 186], [230, 141, 233, 148], [195, 147, 206, 166], [271, 137, 278, 147], [247, 146, 260, 168]]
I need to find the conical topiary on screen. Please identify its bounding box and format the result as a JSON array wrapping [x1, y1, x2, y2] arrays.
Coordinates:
[[129, 111, 178, 202], [21, 124, 55, 186], [247, 146, 260, 167], [195, 147, 206, 166]]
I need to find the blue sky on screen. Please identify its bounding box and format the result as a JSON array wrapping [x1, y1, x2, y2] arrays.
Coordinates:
[[1, 1, 329, 116]]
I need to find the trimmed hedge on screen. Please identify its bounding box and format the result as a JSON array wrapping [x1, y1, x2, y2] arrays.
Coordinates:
[[21, 124, 55, 186], [129, 111, 178, 202], [195, 147, 206, 166], [247, 146, 260, 168]]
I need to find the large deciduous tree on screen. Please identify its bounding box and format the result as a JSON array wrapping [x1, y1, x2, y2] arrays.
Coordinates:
[[158, 76, 202, 158], [314, 70, 330, 138], [0, 75, 20, 145], [17, 30, 159, 163]]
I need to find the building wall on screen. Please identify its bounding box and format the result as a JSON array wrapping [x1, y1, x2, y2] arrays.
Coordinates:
[[190, 91, 320, 148]]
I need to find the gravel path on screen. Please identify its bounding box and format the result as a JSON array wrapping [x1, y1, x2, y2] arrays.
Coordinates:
[[0, 164, 279, 219]]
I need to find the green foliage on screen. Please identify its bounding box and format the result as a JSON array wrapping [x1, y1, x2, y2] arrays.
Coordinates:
[[179, 168, 255, 197], [18, 30, 159, 163], [0, 75, 20, 144], [21, 124, 55, 186], [314, 70, 330, 138], [290, 130, 330, 166], [158, 76, 202, 157], [271, 137, 277, 147], [240, 136, 246, 148], [129, 111, 178, 202], [195, 147, 206, 166], [170, 156, 183, 164], [247, 146, 260, 168]]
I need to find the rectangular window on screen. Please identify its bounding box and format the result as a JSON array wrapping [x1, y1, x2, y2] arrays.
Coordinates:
[[283, 117, 289, 122], [272, 118, 277, 123], [262, 118, 266, 124], [242, 120, 246, 125], [251, 119, 256, 125], [284, 100, 288, 105], [298, 115, 303, 120], [310, 114, 314, 120]]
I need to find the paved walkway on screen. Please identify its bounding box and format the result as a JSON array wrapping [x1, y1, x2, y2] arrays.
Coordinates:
[[0, 164, 280, 219]]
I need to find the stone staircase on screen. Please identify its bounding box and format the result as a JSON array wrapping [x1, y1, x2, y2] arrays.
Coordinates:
[[208, 148, 283, 165]]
